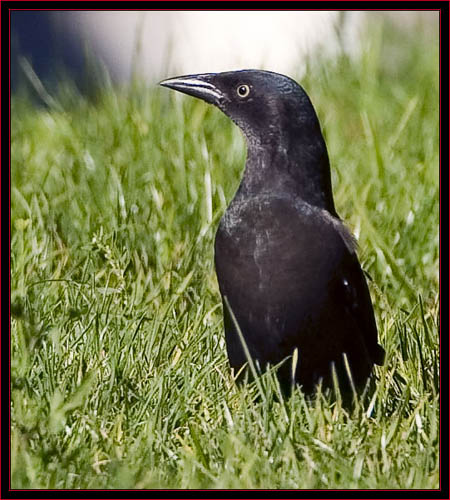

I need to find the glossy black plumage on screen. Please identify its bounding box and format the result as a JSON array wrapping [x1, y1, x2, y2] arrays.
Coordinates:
[[160, 70, 385, 392]]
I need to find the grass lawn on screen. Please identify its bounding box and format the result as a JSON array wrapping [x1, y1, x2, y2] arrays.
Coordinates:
[[10, 20, 439, 489]]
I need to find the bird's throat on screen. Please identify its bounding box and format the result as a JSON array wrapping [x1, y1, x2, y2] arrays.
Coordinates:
[[236, 140, 337, 216]]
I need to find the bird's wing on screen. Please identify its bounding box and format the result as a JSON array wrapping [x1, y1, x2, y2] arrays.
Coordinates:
[[337, 245, 385, 366], [308, 205, 384, 366]]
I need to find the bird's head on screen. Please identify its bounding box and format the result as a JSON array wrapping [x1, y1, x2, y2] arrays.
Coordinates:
[[160, 70, 321, 148]]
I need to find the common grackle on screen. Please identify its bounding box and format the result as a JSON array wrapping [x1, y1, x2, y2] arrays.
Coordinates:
[[160, 70, 385, 393]]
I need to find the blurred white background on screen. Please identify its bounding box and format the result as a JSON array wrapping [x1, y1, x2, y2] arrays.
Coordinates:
[[11, 10, 438, 89], [55, 11, 361, 81]]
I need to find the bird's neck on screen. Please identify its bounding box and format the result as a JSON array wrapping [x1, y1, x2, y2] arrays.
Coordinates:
[[235, 135, 337, 216]]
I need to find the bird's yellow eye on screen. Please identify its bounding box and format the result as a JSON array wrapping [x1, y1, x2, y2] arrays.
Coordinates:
[[236, 84, 250, 98]]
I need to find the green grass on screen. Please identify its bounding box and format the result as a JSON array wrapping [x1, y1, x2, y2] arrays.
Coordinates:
[[11, 20, 439, 489]]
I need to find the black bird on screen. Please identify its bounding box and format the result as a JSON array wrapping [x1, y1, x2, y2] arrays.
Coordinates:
[[160, 70, 385, 393]]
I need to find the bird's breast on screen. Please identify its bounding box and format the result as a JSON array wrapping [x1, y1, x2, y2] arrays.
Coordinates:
[[215, 195, 345, 302]]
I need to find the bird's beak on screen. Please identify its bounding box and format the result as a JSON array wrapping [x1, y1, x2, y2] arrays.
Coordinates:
[[159, 73, 224, 105]]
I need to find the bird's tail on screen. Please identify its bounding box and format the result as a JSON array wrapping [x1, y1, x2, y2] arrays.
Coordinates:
[[373, 344, 386, 365]]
